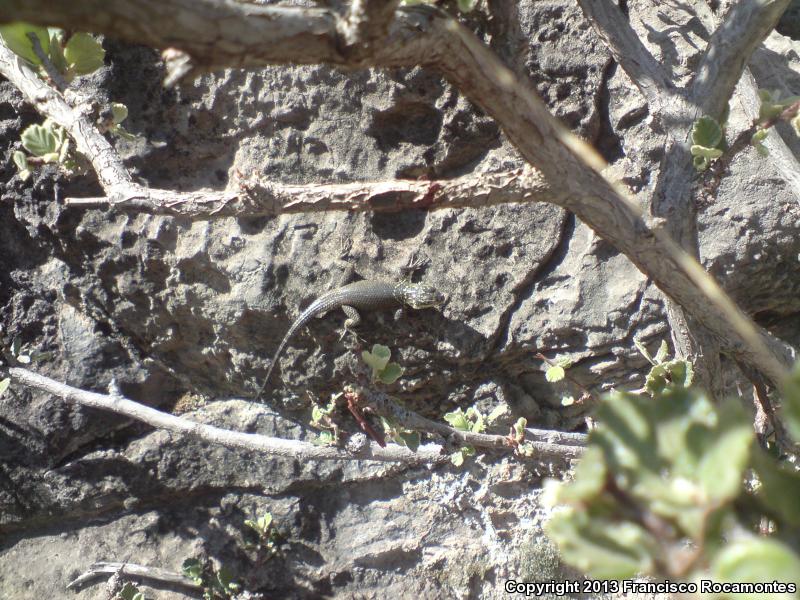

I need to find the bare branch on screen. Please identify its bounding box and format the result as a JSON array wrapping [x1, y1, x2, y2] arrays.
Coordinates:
[[576, 0, 674, 108], [8, 367, 447, 464], [66, 169, 557, 217], [8, 367, 581, 463], [67, 562, 200, 592], [1, 1, 795, 386], [691, 0, 792, 118]]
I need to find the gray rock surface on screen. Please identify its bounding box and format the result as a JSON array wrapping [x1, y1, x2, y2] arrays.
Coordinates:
[[1, 1, 798, 598]]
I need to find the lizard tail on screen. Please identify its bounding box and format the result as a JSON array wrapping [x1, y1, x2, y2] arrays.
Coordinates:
[[253, 328, 295, 400]]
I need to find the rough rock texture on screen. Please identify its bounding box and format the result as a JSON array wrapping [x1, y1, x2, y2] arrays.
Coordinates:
[[1, 1, 799, 598]]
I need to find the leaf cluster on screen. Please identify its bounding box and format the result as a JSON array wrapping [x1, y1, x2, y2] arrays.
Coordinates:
[[181, 558, 240, 600], [545, 356, 800, 589]]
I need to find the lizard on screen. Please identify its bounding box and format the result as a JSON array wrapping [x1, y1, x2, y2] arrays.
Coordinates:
[[255, 280, 446, 399]]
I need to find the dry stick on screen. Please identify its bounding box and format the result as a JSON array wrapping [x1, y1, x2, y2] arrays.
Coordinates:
[[0, 2, 794, 387], [66, 562, 201, 592], [8, 367, 581, 462]]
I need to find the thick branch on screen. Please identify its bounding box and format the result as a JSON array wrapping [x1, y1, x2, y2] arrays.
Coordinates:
[[0, 1, 794, 386], [691, 0, 791, 118], [576, 0, 674, 108]]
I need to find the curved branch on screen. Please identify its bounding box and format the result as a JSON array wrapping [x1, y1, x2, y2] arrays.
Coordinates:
[[691, 0, 791, 119]]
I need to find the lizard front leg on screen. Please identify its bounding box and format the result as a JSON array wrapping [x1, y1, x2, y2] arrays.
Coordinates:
[[340, 305, 362, 340]]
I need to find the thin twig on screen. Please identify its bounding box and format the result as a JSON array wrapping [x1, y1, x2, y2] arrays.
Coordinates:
[[26, 30, 68, 91], [359, 387, 584, 459]]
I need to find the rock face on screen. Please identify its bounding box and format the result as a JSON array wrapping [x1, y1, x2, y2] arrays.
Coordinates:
[[1, 2, 798, 598]]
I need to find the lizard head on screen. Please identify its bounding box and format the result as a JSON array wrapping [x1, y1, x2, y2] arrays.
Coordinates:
[[401, 283, 446, 309]]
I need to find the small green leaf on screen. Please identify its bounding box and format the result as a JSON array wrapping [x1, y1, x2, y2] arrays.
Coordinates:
[[318, 431, 336, 445], [487, 404, 507, 423], [378, 362, 403, 384], [653, 340, 669, 364], [362, 344, 391, 372], [118, 582, 143, 600], [444, 408, 470, 431], [753, 143, 769, 158], [181, 558, 203, 583], [457, 0, 477, 11], [0, 23, 50, 65], [0, 378, 10, 397], [712, 538, 800, 592], [21, 123, 58, 157], [561, 395, 575, 406], [110, 124, 137, 141], [12, 150, 28, 171], [751, 129, 768, 144], [111, 102, 128, 124], [450, 449, 465, 466], [692, 116, 723, 148], [751, 447, 800, 526], [63, 32, 105, 75], [513, 417, 527, 438], [398, 430, 420, 452], [690, 145, 723, 159], [545, 365, 565, 383]]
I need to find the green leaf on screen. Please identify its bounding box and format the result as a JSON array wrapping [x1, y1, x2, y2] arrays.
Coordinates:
[[378, 362, 403, 384], [753, 143, 769, 158], [398, 430, 420, 452], [450, 449, 465, 466], [751, 129, 768, 144], [181, 558, 203, 583], [318, 431, 336, 445], [653, 340, 669, 364], [0, 378, 10, 398], [561, 395, 575, 406], [751, 447, 800, 526], [63, 32, 105, 75], [712, 538, 800, 593], [546, 509, 655, 579], [545, 365, 565, 383], [0, 23, 50, 65], [694, 400, 752, 502], [690, 145, 723, 159], [457, 0, 477, 11], [111, 102, 129, 124], [444, 408, 470, 431], [465, 406, 485, 433], [692, 116, 723, 148], [215, 566, 239, 593], [362, 344, 390, 372], [21, 123, 58, 157], [513, 417, 527, 438], [47, 29, 67, 74], [782, 363, 800, 443], [12, 150, 28, 171], [553, 445, 607, 503], [487, 403, 507, 423], [118, 582, 143, 600]]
